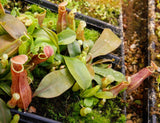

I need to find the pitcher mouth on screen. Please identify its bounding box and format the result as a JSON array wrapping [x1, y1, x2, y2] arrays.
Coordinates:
[[10, 55, 28, 65]]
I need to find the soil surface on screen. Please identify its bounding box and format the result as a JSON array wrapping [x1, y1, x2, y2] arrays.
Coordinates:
[[123, 0, 148, 122]]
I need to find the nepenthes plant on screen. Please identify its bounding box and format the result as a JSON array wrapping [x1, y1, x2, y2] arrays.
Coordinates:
[[0, 1, 158, 122]]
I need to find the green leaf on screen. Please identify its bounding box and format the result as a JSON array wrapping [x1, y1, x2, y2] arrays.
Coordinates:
[[18, 35, 31, 54], [0, 98, 12, 123], [87, 29, 122, 59], [93, 66, 126, 82], [19, 40, 30, 54], [32, 29, 49, 39], [0, 63, 10, 79], [64, 56, 92, 90], [0, 71, 11, 81], [33, 68, 75, 98], [84, 98, 93, 107], [67, 41, 81, 57], [94, 74, 102, 85], [10, 7, 20, 17], [35, 37, 52, 44], [95, 91, 115, 99], [81, 85, 100, 98], [58, 28, 76, 45], [157, 75, 160, 84], [0, 83, 11, 96], [42, 27, 60, 53], [86, 64, 95, 79], [27, 23, 36, 34], [84, 97, 99, 107], [55, 53, 64, 63]]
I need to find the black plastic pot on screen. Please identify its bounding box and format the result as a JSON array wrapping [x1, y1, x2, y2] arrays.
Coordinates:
[[9, 0, 125, 122]]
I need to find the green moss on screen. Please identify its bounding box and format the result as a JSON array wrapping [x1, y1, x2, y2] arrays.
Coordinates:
[[115, 114, 126, 123], [28, 4, 45, 13], [66, 98, 126, 123], [84, 28, 100, 42], [67, 109, 111, 123]]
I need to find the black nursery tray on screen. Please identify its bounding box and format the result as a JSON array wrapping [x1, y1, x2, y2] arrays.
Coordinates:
[[148, 0, 158, 122], [9, 0, 125, 122]]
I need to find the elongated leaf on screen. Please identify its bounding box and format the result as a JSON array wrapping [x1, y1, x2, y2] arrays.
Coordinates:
[[42, 27, 60, 53], [67, 41, 81, 57], [0, 35, 20, 58], [86, 64, 95, 79], [0, 34, 14, 49], [27, 22, 36, 34], [0, 14, 27, 39], [81, 85, 100, 98], [0, 24, 6, 35], [58, 28, 76, 45], [33, 69, 75, 98], [64, 56, 92, 89], [87, 29, 121, 59], [84, 97, 99, 107], [93, 66, 126, 82], [18, 36, 31, 54], [0, 83, 11, 96], [32, 29, 49, 39], [84, 98, 93, 107], [0, 98, 12, 123], [95, 91, 115, 99], [94, 74, 102, 85], [18, 41, 30, 54], [0, 63, 10, 79], [35, 37, 52, 44]]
